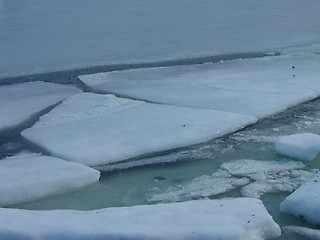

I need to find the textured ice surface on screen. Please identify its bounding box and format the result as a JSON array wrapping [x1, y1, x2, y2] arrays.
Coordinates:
[[221, 159, 305, 176], [0, 154, 100, 206], [241, 170, 316, 199], [0, 198, 281, 240], [0, 82, 80, 132], [22, 93, 257, 166], [149, 170, 249, 202], [2, 0, 320, 78], [275, 133, 320, 161], [80, 54, 320, 118], [280, 172, 320, 225], [283, 226, 320, 240]]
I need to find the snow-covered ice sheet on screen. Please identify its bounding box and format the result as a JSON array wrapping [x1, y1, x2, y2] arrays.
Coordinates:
[[0, 154, 100, 206], [275, 133, 320, 161], [283, 226, 320, 240], [149, 170, 249, 202], [80, 54, 320, 118], [2, 0, 320, 78], [0, 198, 281, 240], [0, 82, 80, 132], [22, 93, 257, 166], [280, 172, 320, 225]]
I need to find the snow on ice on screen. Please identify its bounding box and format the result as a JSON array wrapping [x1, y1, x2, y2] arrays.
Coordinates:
[[275, 133, 320, 161], [0, 154, 100, 206], [80, 54, 320, 118], [280, 172, 320, 225], [0, 82, 80, 132], [0, 198, 281, 240], [22, 93, 257, 166]]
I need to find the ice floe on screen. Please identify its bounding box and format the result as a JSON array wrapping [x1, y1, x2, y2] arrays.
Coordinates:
[[149, 170, 249, 202], [80, 54, 320, 118], [0, 154, 100, 206], [0, 198, 281, 240], [0, 82, 80, 133], [275, 133, 320, 161], [280, 172, 320, 225], [283, 226, 320, 240], [22, 93, 257, 166]]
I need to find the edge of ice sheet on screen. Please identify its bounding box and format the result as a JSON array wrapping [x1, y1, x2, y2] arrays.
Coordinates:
[[0, 81, 80, 132], [280, 172, 320, 225], [22, 93, 257, 166], [0, 154, 100, 206], [283, 226, 320, 240], [0, 198, 281, 240], [275, 133, 320, 161]]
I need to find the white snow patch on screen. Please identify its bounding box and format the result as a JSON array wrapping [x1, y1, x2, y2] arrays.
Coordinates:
[[0, 198, 281, 240], [280, 172, 320, 225], [275, 133, 320, 161], [283, 226, 320, 240], [0, 154, 100, 206], [149, 170, 249, 202], [0, 82, 80, 132], [80, 54, 320, 118], [22, 93, 257, 166]]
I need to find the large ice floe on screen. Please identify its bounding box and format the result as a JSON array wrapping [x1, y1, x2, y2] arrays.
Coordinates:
[[0, 154, 100, 206], [0, 82, 80, 132], [150, 159, 315, 202], [0, 198, 281, 240], [283, 226, 320, 240], [280, 172, 320, 225], [80, 54, 320, 118], [22, 93, 257, 166], [275, 133, 320, 161]]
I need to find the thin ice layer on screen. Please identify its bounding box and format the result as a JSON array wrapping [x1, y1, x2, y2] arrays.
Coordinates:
[[0, 198, 281, 240], [80, 54, 320, 118], [280, 172, 320, 225], [22, 93, 257, 166], [283, 226, 320, 240], [221, 159, 305, 176], [275, 133, 320, 161], [0, 82, 80, 132], [0, 154, 100, 206], [149, 170, 249, 202], [2, 0, 320, 78]]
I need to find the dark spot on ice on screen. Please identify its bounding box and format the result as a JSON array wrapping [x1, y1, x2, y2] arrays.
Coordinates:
[[247, 221, 250, 223], [252, 214, 255, 217], [293, 74, 295, 77], [220, 204, 223, 207], [292, 66, 295, 69], [154, 176, 165, 181], [314, 180, 318, 182], [299, 215, 304, 220], [183, 124, 186, 127]]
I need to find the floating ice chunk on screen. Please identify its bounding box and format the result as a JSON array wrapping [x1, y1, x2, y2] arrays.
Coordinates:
[[241, 170, 315, 199], [221, 159, 305, 176], [0, 82, 80, 132], [283, 226, 320, 240], [79, 54, 320, 118], [275, 133, 320, 161], [22, 93, 257, 166], [0, 154, 100, 206], [149, 170, 249, 202], [280, 172, 320, 225], [0, 198, 281, 240]]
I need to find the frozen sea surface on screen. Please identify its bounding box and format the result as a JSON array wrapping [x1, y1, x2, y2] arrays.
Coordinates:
[[1, 0, 320, 78]]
